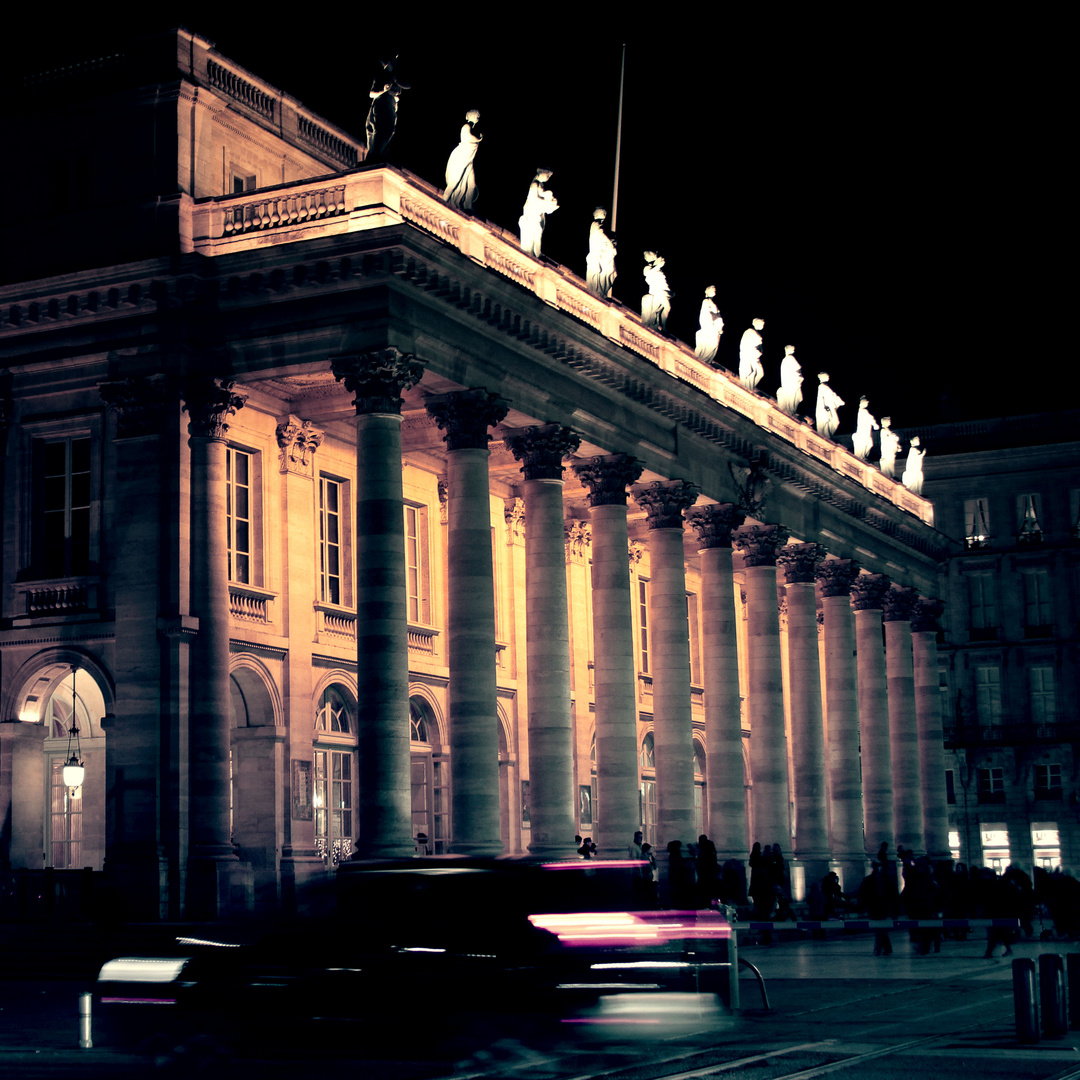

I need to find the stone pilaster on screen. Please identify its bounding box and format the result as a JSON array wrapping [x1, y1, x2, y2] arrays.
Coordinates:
[[427, 389, 509, 856], [332, 348, 427, 857], [686, 503, 747, 862], [777, 543, 831, 885], [850, 572, 893, 857], [573, 454, 644, 858], [504, 424, 581, 857], [732, 524, 792, 857], [634, 481, 700, 852], [815, 559, 867, 891], [912, 598, 951, 862], [182, 376, 252, 917]]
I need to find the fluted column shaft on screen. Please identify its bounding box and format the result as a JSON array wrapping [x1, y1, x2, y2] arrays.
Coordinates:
[[574, 455, 644, 858], [817, 559, 866, 893], [688, 504, 747, 862], [885, 586, 924, 855], [913, 599, 951, 860], [852, 574, 893, 856]]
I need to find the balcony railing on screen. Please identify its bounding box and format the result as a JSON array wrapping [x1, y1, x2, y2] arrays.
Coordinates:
[[229, 584, 275, 624]]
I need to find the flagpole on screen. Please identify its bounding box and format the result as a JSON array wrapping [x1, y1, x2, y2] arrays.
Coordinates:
[[611, 43, 626, 233]]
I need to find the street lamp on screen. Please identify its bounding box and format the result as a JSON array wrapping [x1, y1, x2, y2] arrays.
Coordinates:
[[62, 667, 85, 794]]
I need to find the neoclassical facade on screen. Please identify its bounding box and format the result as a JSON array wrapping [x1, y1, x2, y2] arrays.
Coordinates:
[[1, 31, 952, 918]]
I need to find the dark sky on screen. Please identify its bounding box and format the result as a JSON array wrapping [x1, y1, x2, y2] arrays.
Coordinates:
[[12, 9, 1065, 431]]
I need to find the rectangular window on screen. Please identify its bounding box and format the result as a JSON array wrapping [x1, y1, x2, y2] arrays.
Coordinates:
[[226, 448, 253, 584], [1030, 666, 1056, 725], [687, 593, 701, 685], [314, 749, 353, 844], [34, 436, 91, 578], [964, 497, 991, 549], [1035, 763, 1062, 800], [319, 476, 343, 605], [977, 767, 1005, 804], [967, 573, 997, 639], [1023, 571, 1052, 634], [638, 578, 650, 674], [1017, 494, 1044, 543], [945, 769, 956, 805], [974, 666, 1002, 725], [404, 504, 431, 625], [49, 758, 83, 868]]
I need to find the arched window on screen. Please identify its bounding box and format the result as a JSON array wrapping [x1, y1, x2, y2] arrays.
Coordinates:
[[693, 740, 707, 839], [316, 686, 351, 734]]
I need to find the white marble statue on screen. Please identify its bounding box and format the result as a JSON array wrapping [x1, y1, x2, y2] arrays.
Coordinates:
[[586, 208, 617, 298], [738, 318, 765, 391], [852, 396, 880, 460], [815, 372, 844, 440], [777, 344, 803, 415], [519, 168, 558, 257], [694, 286, 723, 363], [641, 252, 671, 331], [443, 110, 482, 210], [902, 436, 926, 494], [878, 416, 900, 478]]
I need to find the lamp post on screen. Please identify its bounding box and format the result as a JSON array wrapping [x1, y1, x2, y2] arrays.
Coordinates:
[[62, 668, 85, 795]]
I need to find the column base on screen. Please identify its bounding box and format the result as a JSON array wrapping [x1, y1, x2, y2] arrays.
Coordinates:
[[448, 840, 505, 858], [186, 851, 253, 920], [527, 840, 579, 860], [102, 844, 170, 921]]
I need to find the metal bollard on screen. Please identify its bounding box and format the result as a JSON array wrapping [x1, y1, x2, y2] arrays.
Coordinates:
[[1013, 958, 1039, 1044], [1039, 953, 1067, 1039], [78, 991, 93, 1049], [1067, 953, 1080, 1029]]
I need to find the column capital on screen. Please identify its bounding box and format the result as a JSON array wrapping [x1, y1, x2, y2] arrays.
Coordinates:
[[777, 541, 824, 583], [503, 424, 581, 480], [276, 415, 324, 476], [632, 479, 699, 529], [330, 347, 426, 414], [182, 377, 247, 440], [883, 583, 919, 622], [504, 496, 526, 543], [815, 558, 861, 597], [100, 375, 173, 439], [850, 572, 892, 611], [731, 522, 789, 566], [564, 520, 592, 562], [911, 596, 945, 633], [572, 453, 644, 506], [686, 502, 746, 548], [425, 388, 510, 450]]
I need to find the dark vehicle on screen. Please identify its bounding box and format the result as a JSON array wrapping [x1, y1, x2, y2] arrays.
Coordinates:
[[95, 857, 737, 1054]]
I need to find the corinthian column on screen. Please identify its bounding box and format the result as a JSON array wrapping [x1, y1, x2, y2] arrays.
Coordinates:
[[572, 455, 644, 858], [850, 573, 893, 857], [427, 389, 510, 856], [777, 543, 831, 885], [912, 598, 951, 862], [634, 480, 700, 849], [885, 585, 923, 854], [183, 375, 250, 917], [815, 559, 866, 892], [686, 503, 747, 863], [331, 348, 426, 857], [504, 424, 581, 857]]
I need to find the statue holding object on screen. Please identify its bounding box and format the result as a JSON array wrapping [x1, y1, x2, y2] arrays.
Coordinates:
[[365, 55, 409, 163], [878, 416, 901, 478], [641, 252, 671, 332], [852, 396, 880, 460], [739, 319, 765, 391], [519, 168, 558, 257], [586, 208, 617, 298], [815, 372, 844, 441], [443, 110, 482, 210], [694, 286, 723, 363]]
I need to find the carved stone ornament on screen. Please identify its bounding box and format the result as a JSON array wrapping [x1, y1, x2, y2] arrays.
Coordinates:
[[882, 583, 919, 622], [425, 388, 510, 450], [849, 572, 892, 611], [731, 523, 790, 566], [911, 596, 945, 634], [182, 377, 248, 440], [686, 503, 746, 549], [815, 558, 861, 597], [503, 424, 581, 480], [504, 496, 525, 542], [572, 454, 644, 507], [276, 415, 324, 476], [632, 480, 700, 530], [100, 375, 173, 439], [628, 541, 644, 565], [777, 542, 824, 584], [330, 348, 426, 415], [729, 459, 771, 519], [564, 520, 592, 562]]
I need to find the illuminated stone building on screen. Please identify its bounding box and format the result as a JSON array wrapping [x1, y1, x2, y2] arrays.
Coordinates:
[[0, 30, 950, 918], [913, 415, 1080, 873]]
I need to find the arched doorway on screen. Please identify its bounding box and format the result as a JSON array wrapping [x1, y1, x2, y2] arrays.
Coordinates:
[[313, 683, 357, 865], [409, 696, 449, 853]]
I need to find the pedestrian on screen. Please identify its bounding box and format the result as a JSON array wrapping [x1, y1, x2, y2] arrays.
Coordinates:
[[628, 830, 644, 860], [858, 862, 894, 955]]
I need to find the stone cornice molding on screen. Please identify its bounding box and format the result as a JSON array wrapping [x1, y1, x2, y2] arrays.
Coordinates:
[[183, 377, 247, 440], [276, 414, 324, 476], [815, 558, 861, 597], [503, 424, 581, 480], [731, 523, 789, 566], [330, 348, 426, 415], [883, 584, 919, 623], [777, 542, 824, 584], [850, 573, 892, 611], [686, 503, 746, 549], [425, 388, 510, 450], [632, 480, 700, 530], [911, 597, 945, 634], [100, 375, 174, 439], [572, 453, 644, 507]]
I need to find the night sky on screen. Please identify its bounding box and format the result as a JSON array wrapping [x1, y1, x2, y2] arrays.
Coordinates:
[[12, 9, 1064, 433]]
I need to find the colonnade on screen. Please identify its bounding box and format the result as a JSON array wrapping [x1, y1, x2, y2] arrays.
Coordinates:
[[168, 350, 949, 911]]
